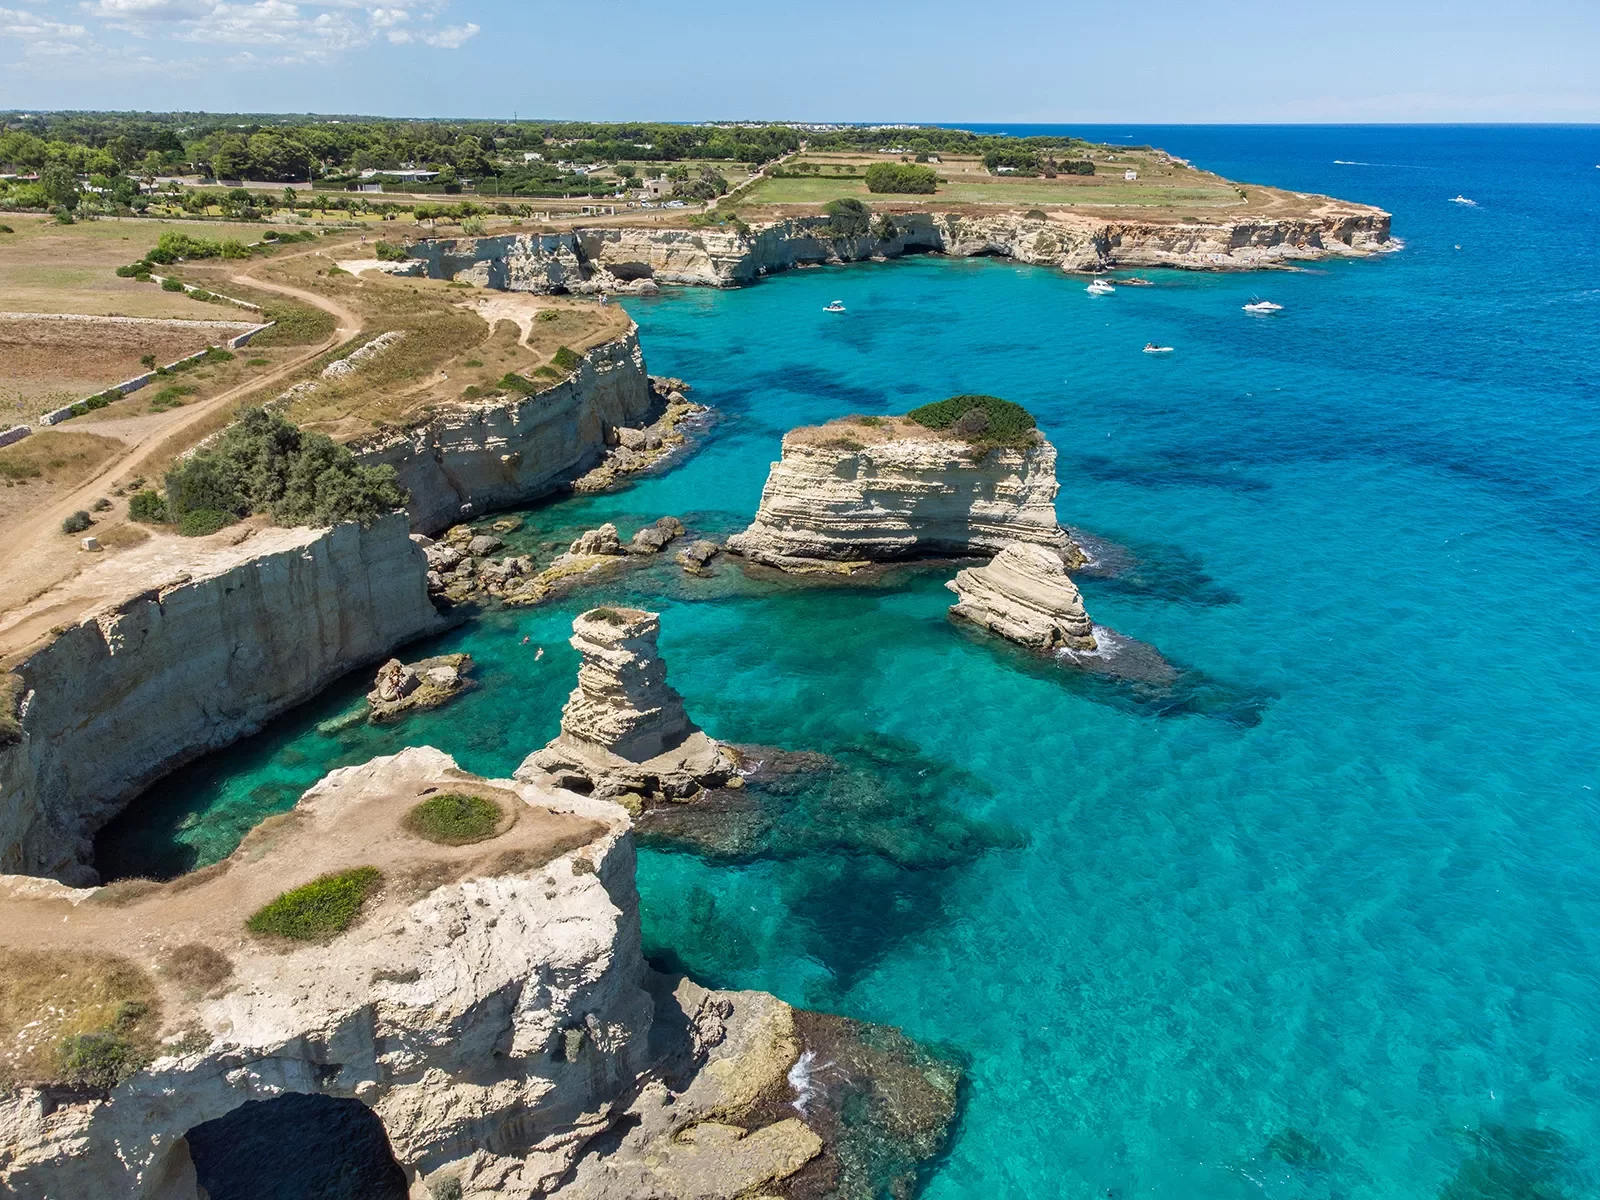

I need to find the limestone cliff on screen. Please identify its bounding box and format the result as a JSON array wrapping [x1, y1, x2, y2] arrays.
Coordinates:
[[407, 206, 1393, 293], [0, 516, 441, 884], [727, 417, 1082, 571], [947, 542, 1097, 651], [0, 747, 958, 1200], [520, 608, 735, 802], [351, 329, 654, 535]]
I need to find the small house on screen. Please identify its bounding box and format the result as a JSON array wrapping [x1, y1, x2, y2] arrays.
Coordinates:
[[1124, 169, 1138, 181]]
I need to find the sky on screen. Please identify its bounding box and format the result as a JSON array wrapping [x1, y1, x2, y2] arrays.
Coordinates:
[[2, 0, 1597, 122]]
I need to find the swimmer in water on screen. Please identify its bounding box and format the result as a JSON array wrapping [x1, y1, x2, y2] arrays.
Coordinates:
[[521, 635, 530, 645], [535, 646, 544, 660]]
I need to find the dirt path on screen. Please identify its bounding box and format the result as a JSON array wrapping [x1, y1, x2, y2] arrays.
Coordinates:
[[0, 248, 360, 663]]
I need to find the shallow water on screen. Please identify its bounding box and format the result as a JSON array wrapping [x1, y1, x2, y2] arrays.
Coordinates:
[[99, 126, 1600, 1199]]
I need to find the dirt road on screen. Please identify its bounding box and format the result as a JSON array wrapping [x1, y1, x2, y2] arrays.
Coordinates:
[[0, 248, 360, 662]]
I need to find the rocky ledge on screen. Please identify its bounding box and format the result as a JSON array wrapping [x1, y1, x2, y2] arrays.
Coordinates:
[[727, 414, 1082, 572], [365, 652, 473, 722], [572, 376, 709, 493], [0, 745, 959, 1199], [947, 542, 1097, 651], [519, 607, 735, 804]]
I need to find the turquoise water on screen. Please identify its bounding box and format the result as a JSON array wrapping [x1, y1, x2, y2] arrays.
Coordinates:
[[98, 127, 1600, 1198]]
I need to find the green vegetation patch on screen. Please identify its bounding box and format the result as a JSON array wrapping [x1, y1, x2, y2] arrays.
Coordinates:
[[907, 394, 1038, 450], [821, 197, 870, 239], [254, 301, 336, 346], [246, 866, 383, 940], [0, 948, 160, 1090], [160, 406, 405, 534], [864, 163, 938, 194], [498, 372, 540, 396], [551, 345, 582, 372], [405, 792, 504, 846]]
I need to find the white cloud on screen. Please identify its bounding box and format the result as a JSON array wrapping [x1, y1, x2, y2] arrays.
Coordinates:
[[0, 5, 88, 38], [419, 18, 470, 46]]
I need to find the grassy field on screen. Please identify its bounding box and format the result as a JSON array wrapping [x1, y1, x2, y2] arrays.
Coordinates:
[[0, 215, 282, 318], [736, 146, 1245, 213], [0, 430, 125, 524]]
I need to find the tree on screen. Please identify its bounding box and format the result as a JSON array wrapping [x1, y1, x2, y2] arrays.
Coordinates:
[[39, 162, 79, 210], [821, 197, 870, 239], [863, 163, 938, 194]]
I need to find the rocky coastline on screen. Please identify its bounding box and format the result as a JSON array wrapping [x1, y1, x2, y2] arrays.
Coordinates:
[[405, 207, 1394, 294]]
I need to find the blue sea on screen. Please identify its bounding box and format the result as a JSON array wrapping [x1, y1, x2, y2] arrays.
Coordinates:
[[98, 126, 1600, 1198]]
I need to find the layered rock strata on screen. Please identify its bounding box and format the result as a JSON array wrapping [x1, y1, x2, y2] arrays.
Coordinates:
[[407, 206, 1394, 293], [351, 330, 654, 535], [0, 516, 441, 884], [0, 746, 957, 1198], [727, 417, 1082, 571], [947, 542, 1097, 651], [520, 608, 734, 803], [571, 377, 708, 493]]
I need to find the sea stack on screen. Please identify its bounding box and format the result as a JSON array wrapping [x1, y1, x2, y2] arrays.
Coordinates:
[[519, 607, 734, 802], [726, 398, 1083, 572], [947, 542, 1097, 651]]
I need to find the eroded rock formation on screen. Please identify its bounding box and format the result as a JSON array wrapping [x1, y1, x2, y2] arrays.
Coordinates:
[[406, 206, 1394, 294], [727, 416, 1082, 572], [0, 746, 959, 1199], [0, 516, 441, 884], [520, 608, 734, 803], [351, 330, 654, 535], [947, 542, 1097, 651]]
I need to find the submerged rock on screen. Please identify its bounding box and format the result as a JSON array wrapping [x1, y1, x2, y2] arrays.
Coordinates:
[[519, 607, 735, 801], [726, 414, 1083, 572], [946, 542, 1096, 651], [628, 515, 685, 554]]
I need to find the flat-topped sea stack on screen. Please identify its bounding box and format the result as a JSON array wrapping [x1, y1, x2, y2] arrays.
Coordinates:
[[948, 542, 1097, 652], [519, 608, 735, 803], [727, 395, 1083, 572]]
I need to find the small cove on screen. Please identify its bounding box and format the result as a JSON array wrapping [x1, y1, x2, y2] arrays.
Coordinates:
[[98, 126, 1600, 1198]]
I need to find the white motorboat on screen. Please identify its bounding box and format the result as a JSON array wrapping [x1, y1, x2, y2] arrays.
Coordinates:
[[1243, 299, 1283, 314], [1142, 343, 1174, 354], [1087, 279, 1115, 295], [823, 300, 846, 313], [1449, 195, 1477, 205]]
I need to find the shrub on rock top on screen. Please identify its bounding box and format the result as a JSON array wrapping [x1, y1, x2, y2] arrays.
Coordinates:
[[907, 394, 1038, 450]]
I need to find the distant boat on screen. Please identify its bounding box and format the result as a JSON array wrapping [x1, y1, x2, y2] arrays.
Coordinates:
[[823, 300, 846, 313], [1450, 195, 1477, 206], [1143, 343, 1174, 354], [1243, 299, 1283, 314], [1087, 279, 1115, 296]]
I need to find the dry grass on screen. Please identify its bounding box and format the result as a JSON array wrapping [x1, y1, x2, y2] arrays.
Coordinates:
[[160, 943, 234, 998], [0, 947, 161, 1088], [0, 431, 125, 525], [0, 214, 275, 318]]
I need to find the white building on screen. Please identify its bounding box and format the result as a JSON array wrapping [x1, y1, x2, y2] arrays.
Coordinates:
[[1124, 169, 1139, 181]]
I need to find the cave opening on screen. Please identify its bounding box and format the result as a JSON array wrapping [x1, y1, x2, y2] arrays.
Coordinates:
[[184, 1091, 408, 1200]]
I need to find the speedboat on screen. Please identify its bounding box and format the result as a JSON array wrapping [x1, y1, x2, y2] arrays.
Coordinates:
[[1142, 343, 1174, 354], [1087, 279, 1115, 296], [823, 300, 846, 313], [1243, 299, 1283, 314], [1450, 195, 1477, 206]]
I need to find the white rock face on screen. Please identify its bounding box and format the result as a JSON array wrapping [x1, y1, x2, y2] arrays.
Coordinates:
[[0, 748, 861, 1200], [407, 207, 1394, 293], [947, 542, 1097, 651], [521, 609, 734, 801], [351, 331, 653, 535], [726, 421, 1081, 571], [0, 516, 441, 884]]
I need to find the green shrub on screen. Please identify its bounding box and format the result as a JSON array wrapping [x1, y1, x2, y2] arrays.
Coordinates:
[[114, 263, 141, 278], [91, 497, 112, 511], [406, 793, 503, 845], [863, 163, 938, 194], [1024, 209, 1048, 220], [254, 302, 335, 346], [163, 406, 405, 529], [160, 277, 185, 292], [61, 510, 92, 534], [498, 372, 540, 396], [246, 867, 382, 940], [535, 310, 559, 323], [188, 289, 213, 302], [906, 394, 1037, 449], [153, 231, 222, 260], [373, 240, 410, 261], [56, 1031, 146, 1089], [219, 238, 249, 259], [0, 223, 13, 234], [1062, 160, 1095, 176], [55, 209, 75, 225], [551, 345, 582, 372], [128, 489, 168, 523], [177, 508, 233, 537], [821, 197, 870, 239]]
